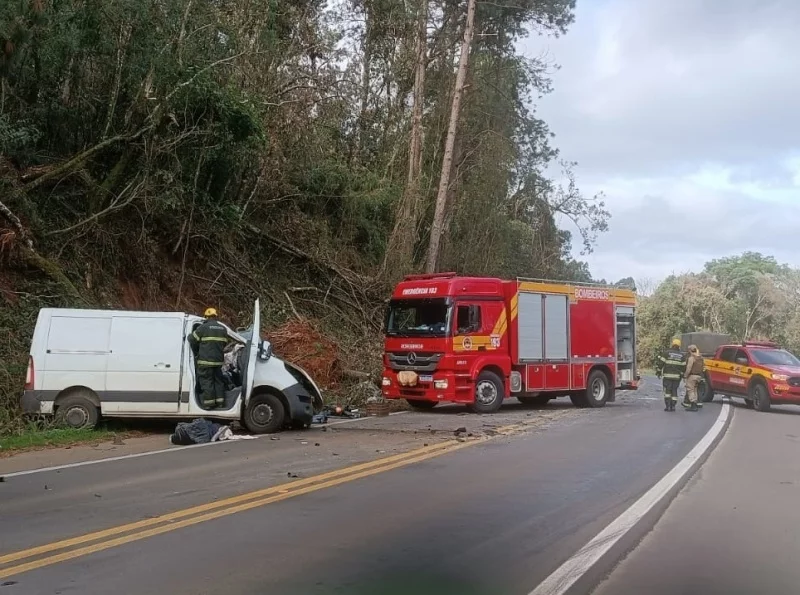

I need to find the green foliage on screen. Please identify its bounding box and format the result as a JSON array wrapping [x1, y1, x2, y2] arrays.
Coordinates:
[[637, 252, 800, 367], [0, 0, 605, 425]]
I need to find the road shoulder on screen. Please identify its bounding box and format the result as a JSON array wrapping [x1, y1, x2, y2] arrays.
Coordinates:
[[530, 399, 732, 595], [592, 403, 800, 595]]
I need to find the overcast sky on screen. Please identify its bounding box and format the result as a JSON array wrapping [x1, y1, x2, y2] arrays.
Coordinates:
[[519, 0, 800, 285]]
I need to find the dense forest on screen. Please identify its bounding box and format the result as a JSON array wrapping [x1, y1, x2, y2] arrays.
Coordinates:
[[636, 253, 800, 367], [0, 0, 612, 426]]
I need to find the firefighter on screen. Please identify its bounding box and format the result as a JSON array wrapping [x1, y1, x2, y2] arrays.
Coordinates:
[[656, 337, 686, 412], [188, 308, 231, 409], [683, 344, 704, 412]]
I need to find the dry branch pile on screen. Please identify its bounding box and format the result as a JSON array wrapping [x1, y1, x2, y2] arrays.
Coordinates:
[[267, 319, 343, 390]]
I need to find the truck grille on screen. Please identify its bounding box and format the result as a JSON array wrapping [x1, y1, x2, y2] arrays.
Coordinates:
[[387, 352, 443, 372], [788, 377, 800, 388]]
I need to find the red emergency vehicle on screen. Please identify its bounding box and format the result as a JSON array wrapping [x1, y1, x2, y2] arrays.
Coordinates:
[[382, 274, 639, 412], [703, 340, 800, 412]]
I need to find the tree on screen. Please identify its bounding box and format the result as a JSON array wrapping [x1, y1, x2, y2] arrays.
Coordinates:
[[424, 0, 477, 273], [0, 0, 601, 420], [382, 0, 428, 279], [615, 277, 636, 291], [636, 253, 800, 367]]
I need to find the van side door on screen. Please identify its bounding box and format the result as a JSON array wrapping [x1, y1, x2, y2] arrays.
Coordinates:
[[43, 314, 111, 396], [104, 316, 183, 414]]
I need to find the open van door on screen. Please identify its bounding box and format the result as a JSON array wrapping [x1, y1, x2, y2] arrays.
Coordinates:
[[241, 299, 260, 404]]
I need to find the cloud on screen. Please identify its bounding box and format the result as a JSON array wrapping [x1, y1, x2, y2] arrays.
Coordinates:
[[519, 0, 800, 282]]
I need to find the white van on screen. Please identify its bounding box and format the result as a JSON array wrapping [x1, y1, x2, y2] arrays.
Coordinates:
[[20, 300, 324, 434]]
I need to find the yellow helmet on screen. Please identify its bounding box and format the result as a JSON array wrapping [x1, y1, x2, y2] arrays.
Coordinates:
[[671, 337, 681, 348], [204, 307, 218, 318]]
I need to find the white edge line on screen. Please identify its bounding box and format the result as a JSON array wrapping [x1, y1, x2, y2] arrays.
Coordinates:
[[528, 399, 732, 595], [1, 410, 410, 479], [0, 437, 252, 479]]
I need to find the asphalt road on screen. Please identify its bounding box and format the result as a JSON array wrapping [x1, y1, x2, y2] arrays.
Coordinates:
[[594, 400, 800, 595], [0, 382, 719, 595]]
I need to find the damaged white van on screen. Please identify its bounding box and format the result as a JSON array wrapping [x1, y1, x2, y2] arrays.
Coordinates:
[[21, 300, 324, 434]]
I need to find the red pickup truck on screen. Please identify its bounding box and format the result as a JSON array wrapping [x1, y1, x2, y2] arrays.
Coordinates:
[[703, 341, 800, 412]]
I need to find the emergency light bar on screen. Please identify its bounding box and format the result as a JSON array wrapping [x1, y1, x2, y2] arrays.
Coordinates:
[[403, 272, 458, 281], [742, 340, 779, 348]]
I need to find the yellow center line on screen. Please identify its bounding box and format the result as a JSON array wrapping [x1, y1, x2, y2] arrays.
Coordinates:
[[0, 420, 537, 579], [0, 440, 457, 566]]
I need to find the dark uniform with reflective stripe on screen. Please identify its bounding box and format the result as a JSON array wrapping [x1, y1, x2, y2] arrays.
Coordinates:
[[188, 318, 229, 408], [657, 347, 686, 411]]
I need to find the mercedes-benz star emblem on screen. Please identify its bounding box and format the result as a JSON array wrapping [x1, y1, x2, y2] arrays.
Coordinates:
[[407, 352, 417, 365]]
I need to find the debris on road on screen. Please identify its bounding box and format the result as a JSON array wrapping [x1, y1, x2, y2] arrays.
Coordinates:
[[312, 404, 362, 423], [169, 419, 256, 445]]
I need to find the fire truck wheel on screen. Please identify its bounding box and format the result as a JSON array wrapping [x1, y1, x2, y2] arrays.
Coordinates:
[[471, 371, 504, 413], [407, 399, 438, 410], [583, 369, 611, 408], [518, 395, 550, 407], [569, 392, 589, 408]]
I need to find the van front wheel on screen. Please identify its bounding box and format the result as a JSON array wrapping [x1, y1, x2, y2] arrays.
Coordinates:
[[243, 393, 285, 434], [55, 393, 100, 430]]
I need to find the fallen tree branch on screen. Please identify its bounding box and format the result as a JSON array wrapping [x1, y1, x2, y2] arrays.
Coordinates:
[[343, 369, 372, 381], [242, 222, 371, 288], [0, 197, 33, 249], [46, 175, 145, 236], [284, 291, 302, 321], [22, 126, 152, 193], [0, 197, 86, 303]]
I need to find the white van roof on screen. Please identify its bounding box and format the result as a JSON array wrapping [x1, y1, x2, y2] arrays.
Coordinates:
[[38, 308, 192, 319]]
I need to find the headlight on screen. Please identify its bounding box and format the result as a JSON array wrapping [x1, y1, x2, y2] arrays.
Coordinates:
[[772, 373, 789, 381], [382, 377, 391, 387], [434, 379, 448, 389]]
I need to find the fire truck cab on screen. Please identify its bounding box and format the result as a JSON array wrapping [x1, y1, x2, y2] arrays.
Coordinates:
[[382, 274, 639, 413]]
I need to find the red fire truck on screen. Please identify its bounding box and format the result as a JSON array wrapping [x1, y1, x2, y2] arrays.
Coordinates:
[[381, 274, 639, 412]]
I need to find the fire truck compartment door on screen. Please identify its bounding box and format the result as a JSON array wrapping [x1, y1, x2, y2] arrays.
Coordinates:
[[543, 294, 568, 360], [545, 363, 570, 390], [526, 364, 545, 391], [518, 293, 544, 361]]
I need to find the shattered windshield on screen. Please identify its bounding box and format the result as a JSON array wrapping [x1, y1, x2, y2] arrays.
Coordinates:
[[750, 349, 800, 367], [385, 299, 451, 337]]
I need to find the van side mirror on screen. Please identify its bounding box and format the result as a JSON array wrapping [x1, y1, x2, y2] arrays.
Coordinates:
[[258, 341, 272, 361]]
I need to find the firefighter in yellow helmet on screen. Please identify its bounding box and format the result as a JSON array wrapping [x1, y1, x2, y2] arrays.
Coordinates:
[[187, 307, 231, 408], [656, 337, 686, 412]]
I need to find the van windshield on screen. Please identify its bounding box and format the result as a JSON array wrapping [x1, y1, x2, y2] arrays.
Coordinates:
[[750, 349, 800, 367], [385, 299, 451, 338]]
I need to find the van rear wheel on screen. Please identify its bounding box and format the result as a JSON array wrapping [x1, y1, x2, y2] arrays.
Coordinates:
[[243, 393, 285, 434], [55, 393, 100, 430]]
